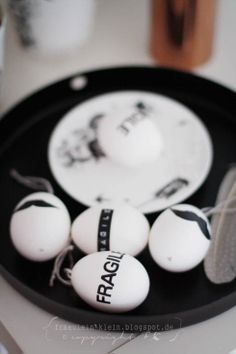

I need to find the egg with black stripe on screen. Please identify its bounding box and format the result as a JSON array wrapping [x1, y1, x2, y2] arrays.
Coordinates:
[[149, 204, 211, 272], [10, 192, 71, 261], [71, 205, 150, 256]]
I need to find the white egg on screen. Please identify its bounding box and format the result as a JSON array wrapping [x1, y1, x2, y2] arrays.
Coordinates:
[[97, 107, 163, 167], [149, 204, 211, 272], [71, 251, 150, 313], [10, 192, 71, 261], [71, 205, 150, 256]]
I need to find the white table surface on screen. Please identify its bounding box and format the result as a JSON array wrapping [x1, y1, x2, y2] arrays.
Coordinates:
[[1, 1, 236, 353]]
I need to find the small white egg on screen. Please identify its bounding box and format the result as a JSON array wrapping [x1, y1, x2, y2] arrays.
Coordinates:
[[71, 205, 150, 256], [97, 107, 163, 167], [71, 251, 150, 313], [149, 204, 211, 272], [10, 192, 71, 261]]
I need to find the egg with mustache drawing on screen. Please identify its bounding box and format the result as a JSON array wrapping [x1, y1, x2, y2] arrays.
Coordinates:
[[10, 192, 71, 261], [149, 204, 211, 272]]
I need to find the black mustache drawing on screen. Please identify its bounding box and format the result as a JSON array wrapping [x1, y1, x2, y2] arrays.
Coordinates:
[[171, 209, 211, 240], [15, 200, 57, 212]]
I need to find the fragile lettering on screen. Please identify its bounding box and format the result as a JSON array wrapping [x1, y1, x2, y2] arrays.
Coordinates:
[[117, 110, 147, 136], [96, 251, 125, 304], [97, 209, 113, 251]]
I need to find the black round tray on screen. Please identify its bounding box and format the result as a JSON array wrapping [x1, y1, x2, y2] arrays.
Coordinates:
[[1, 67, 236, 332]]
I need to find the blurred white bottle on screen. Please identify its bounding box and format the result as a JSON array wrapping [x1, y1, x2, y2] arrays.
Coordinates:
[[9, 0, 96, 55]]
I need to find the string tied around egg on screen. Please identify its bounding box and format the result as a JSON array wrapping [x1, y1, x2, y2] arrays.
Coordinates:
[[10, 169, 54, 194], [49, 244, 74, 287], [201, 195, 236, 218]]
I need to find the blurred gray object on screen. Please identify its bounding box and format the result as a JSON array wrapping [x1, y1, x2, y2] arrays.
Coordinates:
[[0, 0, 6, 113], [0, 2, 6, 82], [204, 166, 236, 284], [0, 321, 22, 354], [8, 0, 34, 46]]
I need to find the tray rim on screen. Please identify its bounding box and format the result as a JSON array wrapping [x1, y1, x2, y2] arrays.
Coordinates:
[[1, 64, 236, 127], [1, 264, 236, 332]]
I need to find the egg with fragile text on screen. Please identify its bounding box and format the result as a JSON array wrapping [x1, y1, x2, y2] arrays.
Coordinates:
[[71, 251, 150, 313], [97, 107, 163, 167], [71, 205, 150, 256]]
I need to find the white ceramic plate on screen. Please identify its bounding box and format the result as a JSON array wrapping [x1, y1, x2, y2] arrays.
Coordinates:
[[48, 90, 213, 213]]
